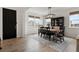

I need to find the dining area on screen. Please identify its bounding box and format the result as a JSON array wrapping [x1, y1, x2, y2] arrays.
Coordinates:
[[38, 17, 64, 43], [38, 26, 64, 43]]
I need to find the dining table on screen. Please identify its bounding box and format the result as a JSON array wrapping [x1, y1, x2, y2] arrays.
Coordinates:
[[49, 29, 60, 32], [39, 26, 64, 42]]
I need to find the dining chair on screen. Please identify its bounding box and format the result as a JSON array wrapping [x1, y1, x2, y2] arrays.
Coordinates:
[[54, 30, 64, 43]]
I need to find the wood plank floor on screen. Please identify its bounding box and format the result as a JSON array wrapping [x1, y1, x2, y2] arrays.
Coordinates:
[[0, 34, 76, 52]]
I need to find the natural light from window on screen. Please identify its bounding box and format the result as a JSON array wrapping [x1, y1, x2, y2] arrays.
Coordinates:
[[69, 13, 79, 28], [28, 17, 43, 26], [44, 19, 51, 27]]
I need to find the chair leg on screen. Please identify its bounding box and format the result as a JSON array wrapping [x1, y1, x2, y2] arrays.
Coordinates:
[[60, 37, 64, 41], [54, 37, 63, 43], [53, 35, 55, 41], [62, 37, 64, 41], [49, 35, 51, 41]]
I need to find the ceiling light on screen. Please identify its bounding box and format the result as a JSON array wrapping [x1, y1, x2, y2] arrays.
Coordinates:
[[44, 7, 55, 19]]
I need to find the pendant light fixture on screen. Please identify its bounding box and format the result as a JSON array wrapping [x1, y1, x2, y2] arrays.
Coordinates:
[[44, 7, 55, 19]]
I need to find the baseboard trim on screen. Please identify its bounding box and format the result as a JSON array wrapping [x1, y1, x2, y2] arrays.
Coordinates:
[[65, 35, 75, 39]]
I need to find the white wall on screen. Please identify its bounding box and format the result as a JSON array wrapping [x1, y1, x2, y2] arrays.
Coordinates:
[[24, 12, 38, 35], [0, 8, 2, 40], [64, 8, 79, 38], [53, 8, 79, 38], [17, 9, 25, 37]]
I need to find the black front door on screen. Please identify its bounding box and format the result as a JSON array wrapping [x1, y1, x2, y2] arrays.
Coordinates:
[[3, 8, 17, 39]]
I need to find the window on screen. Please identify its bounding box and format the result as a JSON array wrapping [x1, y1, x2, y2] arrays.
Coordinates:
[[28, 17, 43, 26], [44, 18, 51, 27], [69, 11, 79, 28]]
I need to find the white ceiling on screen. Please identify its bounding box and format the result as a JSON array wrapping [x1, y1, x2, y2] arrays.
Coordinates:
[[4, 7, 29, 11], [26, 7, 79, 17], [4, 7, 79, 17]]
